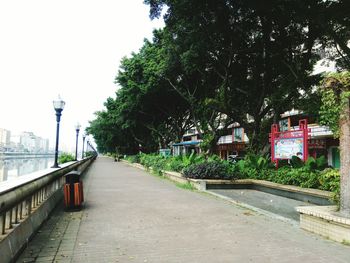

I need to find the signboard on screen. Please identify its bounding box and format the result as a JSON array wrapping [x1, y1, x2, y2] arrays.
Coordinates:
[[269, 119, 309, 167], [274, 138, 304, 159]]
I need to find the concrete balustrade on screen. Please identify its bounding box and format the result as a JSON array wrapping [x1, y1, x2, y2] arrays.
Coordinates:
[[0, 155, 96, 263]]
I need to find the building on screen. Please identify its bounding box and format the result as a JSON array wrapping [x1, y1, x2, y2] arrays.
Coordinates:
[[278, 110, 338, 168], [20, 132, 36, 152], [19, 132, 49, 153], [0, 128, 11, 151], [172, 128, 202, 156], [217, 124, 249, 160]]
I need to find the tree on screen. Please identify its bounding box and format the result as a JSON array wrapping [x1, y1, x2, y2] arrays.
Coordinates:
[[115, 33, 193, 149], [145, 0, 320, 153], [319, 72, 350, 216]]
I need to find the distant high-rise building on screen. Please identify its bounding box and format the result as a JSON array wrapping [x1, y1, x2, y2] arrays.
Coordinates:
[[0, 128, 11, 150], [20, 131, 36, 152], [19, 132, 50, 153]]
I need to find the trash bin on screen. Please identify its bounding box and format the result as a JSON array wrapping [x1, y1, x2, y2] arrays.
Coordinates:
[[63, 171, 84, 210]]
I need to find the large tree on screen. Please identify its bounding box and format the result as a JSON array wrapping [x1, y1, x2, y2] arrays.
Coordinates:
[[320, 72, 350, 216], [145, 0, 321, 152]]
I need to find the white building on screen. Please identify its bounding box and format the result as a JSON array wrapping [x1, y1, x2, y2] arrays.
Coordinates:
[[0, 128, 11, 150], [20, 132, 36, 152]]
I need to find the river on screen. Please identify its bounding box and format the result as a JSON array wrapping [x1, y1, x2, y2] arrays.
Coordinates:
[[0, 156, 54, 182]]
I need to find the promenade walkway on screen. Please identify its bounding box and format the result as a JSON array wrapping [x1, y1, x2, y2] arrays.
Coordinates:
[[16, 157, 349, 263]]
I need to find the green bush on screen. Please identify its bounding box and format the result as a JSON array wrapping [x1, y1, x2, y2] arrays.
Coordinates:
[[183, 161, 235, 180], [181, 152, 205, 167], [126, 154, 141, 163], [125, 152, 340, 204], [59, 152, 75, 164], [135, 153, 207, 174], [85, 151, 95, 157], [166, 157, 186, 172], [319, 168, 340, 203], [139, 154, 168, 175]]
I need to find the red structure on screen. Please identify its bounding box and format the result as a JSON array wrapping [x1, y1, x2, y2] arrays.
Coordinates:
[[269, 119, 310, 167]]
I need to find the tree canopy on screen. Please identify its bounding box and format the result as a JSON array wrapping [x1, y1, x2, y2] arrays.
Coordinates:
[[87, 0, 349, 155]]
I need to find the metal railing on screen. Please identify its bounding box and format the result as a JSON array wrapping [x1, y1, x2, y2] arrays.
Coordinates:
[[0, 156, 95, 237]]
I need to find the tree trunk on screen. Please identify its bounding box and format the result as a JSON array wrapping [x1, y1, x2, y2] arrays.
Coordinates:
[[339, 96, 350, 216]]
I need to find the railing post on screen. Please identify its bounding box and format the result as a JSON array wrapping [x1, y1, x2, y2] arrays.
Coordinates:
[[9, 209, 13, 229], [1, 214, 5, 235], [27, 197, 32, 216], [19, 201, 23, 220], [14, 205, 19, 224]]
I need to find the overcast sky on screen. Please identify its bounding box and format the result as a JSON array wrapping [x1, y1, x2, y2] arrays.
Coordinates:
[[0, 0, 164, 152]]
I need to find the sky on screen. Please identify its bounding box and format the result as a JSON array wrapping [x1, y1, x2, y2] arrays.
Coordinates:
[[0, 0, 164, 152]]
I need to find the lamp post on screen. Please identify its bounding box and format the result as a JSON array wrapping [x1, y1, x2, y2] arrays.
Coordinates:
[[82, 133, 86, 159], [75, 123, 81, 161], [86, 139, 90, 156], [52, 96, 65, 168]]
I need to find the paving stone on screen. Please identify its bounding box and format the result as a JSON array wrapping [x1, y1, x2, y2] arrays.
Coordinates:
[[15, 157, 350, 263]]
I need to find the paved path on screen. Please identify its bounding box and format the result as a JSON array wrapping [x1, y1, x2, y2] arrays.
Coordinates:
[[16, 157, 350, 263]]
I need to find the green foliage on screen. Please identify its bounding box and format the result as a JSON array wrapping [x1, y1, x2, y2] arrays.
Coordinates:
[[319, 168, 340, 204], [319, 72, 350, 138], [290, 156, 304, 168], [139, 154, 168, 175], [234, 154, 273, 174], [126, 154, 141, 163], [175, 182, 195, 191], [183, 161, 234, 180], [135, 153, 206, 174], [126, 153, 340, 204], [84, 151, 95, 157], [280, 156, 327, 170], [319, 88, 341, 138], [58, 152, 75, 164]]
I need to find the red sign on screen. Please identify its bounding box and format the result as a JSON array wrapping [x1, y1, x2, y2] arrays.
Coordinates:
[[269, 119, 310, 167]]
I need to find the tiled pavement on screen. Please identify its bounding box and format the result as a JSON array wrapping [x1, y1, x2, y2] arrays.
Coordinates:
[[15, 206, 82, 263], [16, 157, 350, 263]]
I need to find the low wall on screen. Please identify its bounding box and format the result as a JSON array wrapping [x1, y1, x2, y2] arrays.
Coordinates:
[[205, 179, 333, 206], [121, 160, 332, 205], [0, 156, 96, 263], [296, 206, 350, 244]]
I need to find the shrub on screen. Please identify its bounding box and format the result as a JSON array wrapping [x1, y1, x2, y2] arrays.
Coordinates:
[[139, 154, 168, 175], [59, 152, 75, 164], [127, 153, 340, 205], [166, 158, 185, 172], [181, 152, 205, 167], [183, 161, 234, 180], [126, 154, 141, 163], [319, 168, 340, 203]]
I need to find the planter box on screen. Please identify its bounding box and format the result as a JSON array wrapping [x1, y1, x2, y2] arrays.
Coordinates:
[[296, 206, 350, 244], [205, 179, 333, 206]]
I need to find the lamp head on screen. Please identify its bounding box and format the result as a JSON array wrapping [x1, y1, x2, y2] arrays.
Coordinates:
[[75, 122, 81, 132], [53, 95, 65, 111]]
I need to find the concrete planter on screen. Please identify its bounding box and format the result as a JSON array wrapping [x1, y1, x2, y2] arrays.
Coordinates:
[[296, 206, 350, 244]]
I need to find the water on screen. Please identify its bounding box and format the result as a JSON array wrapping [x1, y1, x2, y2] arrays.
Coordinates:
[[0, 157, 54, 182]]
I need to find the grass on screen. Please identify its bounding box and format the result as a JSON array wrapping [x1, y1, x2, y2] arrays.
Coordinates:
[[175, 182, 195, 191], [342, 239, 350, 246]]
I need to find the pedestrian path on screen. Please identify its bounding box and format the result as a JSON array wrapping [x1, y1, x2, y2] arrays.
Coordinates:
[[16, 157, 350, 263]]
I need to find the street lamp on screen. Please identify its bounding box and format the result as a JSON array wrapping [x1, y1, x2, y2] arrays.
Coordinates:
[[74, 123, 81, 161], [82, 133, 86, 159], [52, 96, 65, 168]]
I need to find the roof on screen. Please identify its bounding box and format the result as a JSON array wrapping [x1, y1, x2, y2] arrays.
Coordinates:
[[172, 141, 201, 146]]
